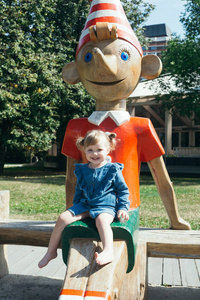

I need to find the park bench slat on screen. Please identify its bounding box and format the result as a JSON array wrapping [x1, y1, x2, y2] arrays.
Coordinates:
[[10, 247, 44, 275], [0, 219, 55, 247], [180, 259, 200, 287], [139, 228, 200, 259], [195, 259, 200, 277], [148, 257, 162, 285], [163, 258, 181, 286], [7, 245, 66, 279], [7, 245, 34, 265]]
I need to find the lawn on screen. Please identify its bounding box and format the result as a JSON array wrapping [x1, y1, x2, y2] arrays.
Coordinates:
[[0, 165, 199, 230]]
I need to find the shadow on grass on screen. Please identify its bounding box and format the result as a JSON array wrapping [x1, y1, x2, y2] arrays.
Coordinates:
[[2, 165, 200, 187], [140, 174, 200, 186], [1, 175, 66, 186], [1, 166, 66, 185]]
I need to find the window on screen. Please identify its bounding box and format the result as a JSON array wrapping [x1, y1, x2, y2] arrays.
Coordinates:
[[181, 132, 189, 147], [195, 132, 200, 147], [159, 132, 165, 147], [172, 132, 179, 147], [150, 46, 157, 50]]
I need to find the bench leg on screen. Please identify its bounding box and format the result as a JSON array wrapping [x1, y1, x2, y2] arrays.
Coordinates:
[[119, 241, 148, 300], [0, 191, 10, 278], [0, 245, 9, 278]]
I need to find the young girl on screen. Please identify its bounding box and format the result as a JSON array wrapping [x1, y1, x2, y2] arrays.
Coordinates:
[[38, 130, 130, 268]]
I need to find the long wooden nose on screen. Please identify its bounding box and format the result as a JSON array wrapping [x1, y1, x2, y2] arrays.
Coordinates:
[[92, 48, 117, 76]]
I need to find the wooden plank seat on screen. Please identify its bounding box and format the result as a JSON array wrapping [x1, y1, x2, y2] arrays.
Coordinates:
[[0, 219, 199, 259], [0, 219, 54, 247], [61, 208, 139, 273]]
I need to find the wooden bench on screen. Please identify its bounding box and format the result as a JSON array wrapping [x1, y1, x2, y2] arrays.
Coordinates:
[[1, 190, 200, 299]]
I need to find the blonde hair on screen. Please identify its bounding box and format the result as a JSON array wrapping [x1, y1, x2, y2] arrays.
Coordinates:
[[76, 130, 117, 152]]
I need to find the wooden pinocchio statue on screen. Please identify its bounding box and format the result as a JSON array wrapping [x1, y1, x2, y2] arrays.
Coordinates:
[[59, 0, 191, 299]]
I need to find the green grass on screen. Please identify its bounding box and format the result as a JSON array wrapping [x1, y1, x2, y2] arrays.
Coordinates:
[[1, 166, 66, 220], [139, 176, 200, 230], [0, 166, 199, 230]]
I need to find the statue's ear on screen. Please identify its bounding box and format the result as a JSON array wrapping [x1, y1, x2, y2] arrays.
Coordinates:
[[141, 55, 162, 80], [62, 62, 81, 84]]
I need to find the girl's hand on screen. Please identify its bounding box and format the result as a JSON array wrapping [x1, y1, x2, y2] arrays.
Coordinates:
[[117, 210, 129, 222]]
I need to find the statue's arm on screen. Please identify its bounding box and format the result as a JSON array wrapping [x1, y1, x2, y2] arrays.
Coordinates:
[[147, 156, 191, 230], [65, 156, 79, 210]]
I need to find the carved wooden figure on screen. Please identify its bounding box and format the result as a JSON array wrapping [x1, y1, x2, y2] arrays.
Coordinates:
[[59, 1, 191, 299]]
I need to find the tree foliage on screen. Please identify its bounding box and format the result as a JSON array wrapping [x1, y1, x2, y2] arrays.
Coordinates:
[[0, 0, 154, 174], [0, 0, 93, 173], [158, 0, 200, 118]]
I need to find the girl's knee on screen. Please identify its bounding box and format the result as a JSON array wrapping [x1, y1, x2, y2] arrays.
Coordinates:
[[58, 210, 73, 225], [95, 213, 114, 227]]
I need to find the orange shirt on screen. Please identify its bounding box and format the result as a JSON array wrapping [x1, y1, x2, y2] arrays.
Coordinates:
[[62, 117, 165, 209]]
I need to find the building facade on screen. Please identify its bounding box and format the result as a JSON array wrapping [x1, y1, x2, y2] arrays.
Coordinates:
[[142, 23, 172, 57], [128, 75, 200, 159]]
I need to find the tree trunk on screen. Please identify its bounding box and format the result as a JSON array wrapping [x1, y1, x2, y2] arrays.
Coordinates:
[[0, 145, 6, 176]]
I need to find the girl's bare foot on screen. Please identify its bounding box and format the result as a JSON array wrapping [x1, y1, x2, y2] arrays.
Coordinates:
[[38, 252, 57, 268], [95, 251, 114, 265]]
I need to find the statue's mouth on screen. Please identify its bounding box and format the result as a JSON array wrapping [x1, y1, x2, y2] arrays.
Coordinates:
[[86, 78, 125, 86]]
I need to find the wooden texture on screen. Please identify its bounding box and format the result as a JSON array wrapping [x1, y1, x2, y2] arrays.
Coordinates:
[[0, 219, 54, 247], [60, 239, 128, 300], [0, 220, 199, 257], [148, 257, 162, 285], [0, 190, 9, 278], [163, 258, 181, 286], [61, 238, 98, 293], [0, 245, 9, 279], [7, 245, 66, 278], [96, 22, 111, 40], [139, 228, 200, 259], [119, 241, 148, 300], [147, 156, 191, 230], [0, 190, 9, 219], [180, 259, 200, 287], [65, 157, 78, 209], [141, 55, 162, 80]]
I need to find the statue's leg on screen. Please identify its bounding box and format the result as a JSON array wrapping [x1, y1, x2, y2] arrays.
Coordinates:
[[85, 240, 128, 299], [119, 241, 148, 300], [59, 239, 128, 300], [59, 238, 97, 299]]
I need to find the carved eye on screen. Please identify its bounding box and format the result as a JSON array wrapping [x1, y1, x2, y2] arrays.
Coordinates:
[[121, 51, 129, 61], [85, 52, 92, 62]]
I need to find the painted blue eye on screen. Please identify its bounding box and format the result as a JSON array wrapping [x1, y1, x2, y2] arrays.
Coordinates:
[[121, 52, 129, 61], [85, 52, 92, 62]]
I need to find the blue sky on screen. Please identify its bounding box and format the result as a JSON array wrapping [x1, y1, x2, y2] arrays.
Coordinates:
[[143, 0, 187, 38]]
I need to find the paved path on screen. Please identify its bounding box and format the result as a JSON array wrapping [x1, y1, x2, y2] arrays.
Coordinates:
[[0, 245, 199, 299], [6, 245, 200, 287]]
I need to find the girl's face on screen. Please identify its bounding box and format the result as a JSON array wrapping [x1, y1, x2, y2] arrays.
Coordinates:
[[85, 140, 109, 168]]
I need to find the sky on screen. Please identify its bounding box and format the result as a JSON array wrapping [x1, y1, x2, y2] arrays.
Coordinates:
[[143, 0, 187, 38]]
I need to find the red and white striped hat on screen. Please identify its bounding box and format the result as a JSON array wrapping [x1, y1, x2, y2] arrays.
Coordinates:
[[76, 0, 143, 57]]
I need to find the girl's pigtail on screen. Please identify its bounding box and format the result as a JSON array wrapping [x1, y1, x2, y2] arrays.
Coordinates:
[[76, 137, 85, 150], [105, 132, 117, 151]]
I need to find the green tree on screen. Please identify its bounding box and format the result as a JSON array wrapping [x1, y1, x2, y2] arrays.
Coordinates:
[[157, 0, 200, 118], [0, 0, 93, 174], [0, 0, 154, 174]]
